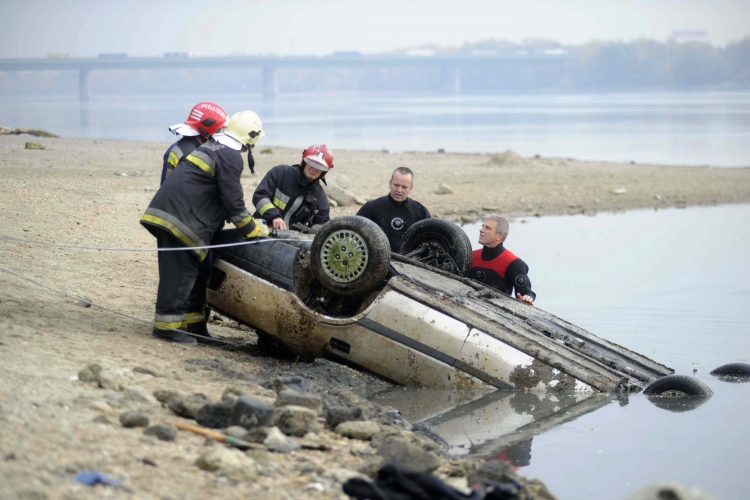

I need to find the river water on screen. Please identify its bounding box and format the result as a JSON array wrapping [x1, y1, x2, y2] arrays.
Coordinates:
[[1, 90, 749, 166], [372, 204, 750, 499]]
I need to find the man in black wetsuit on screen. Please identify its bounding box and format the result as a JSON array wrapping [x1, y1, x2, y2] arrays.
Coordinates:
[[356, 167, 430, 252], [467, 214, 536, 306]]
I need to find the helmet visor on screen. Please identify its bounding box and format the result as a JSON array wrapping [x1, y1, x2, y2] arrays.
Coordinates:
[[169, 123, 200, 137], [303, 156, 331, 171]]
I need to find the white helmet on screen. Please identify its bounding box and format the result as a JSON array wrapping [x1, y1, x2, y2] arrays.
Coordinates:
[[214, 111, 264, 150]]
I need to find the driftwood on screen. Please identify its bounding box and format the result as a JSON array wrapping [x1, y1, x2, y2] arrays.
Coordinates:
[[0, 126, 59, 138]]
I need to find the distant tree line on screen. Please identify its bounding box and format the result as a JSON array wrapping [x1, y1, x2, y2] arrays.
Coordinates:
[[1, 38, 748, 95]]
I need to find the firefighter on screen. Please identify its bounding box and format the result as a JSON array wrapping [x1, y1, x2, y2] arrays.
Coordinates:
[[252, 144, 332, 230], [141, 110, 268, 344], [161, 102, 228, 185]]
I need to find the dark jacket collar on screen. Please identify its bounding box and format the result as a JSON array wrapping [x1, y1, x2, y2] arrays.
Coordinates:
[[387, 195, 408, 208], [481, 243, 505, 260]]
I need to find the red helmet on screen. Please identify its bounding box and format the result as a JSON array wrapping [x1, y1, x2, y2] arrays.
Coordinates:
[[302, 144, 334, 172], [169, 102, 228, 138]]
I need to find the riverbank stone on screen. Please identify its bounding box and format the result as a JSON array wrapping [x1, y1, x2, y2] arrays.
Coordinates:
[[143, 424, 177, 441], [195, 446, 260, 482], [335, 421, 381, 440], [153, 389, 182, 404], [195, 400, 234, 428], [376, 436, 441, 473], [271, 376, 312, 394], [228, 396, 275, 429], [98, 368, 137, 391], [119, 411, 149, 428], [78, 364, 102, 382], [325, 404, 363, 428], [274, 405, 320, 437], [168, 394, 208, 418], [123, 385, 158, 405], [264, 426, 301, 453], [275, 390, 323, 414]]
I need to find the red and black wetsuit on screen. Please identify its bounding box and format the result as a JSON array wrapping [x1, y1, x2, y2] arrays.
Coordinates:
[[468, 244, 536, 300]]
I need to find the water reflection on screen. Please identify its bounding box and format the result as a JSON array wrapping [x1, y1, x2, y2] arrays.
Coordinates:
[[371, 388, 613, 461]]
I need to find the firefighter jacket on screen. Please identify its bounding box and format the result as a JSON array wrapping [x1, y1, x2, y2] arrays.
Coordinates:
[[160, 136, 201, 185], [252, 164, 330, 228], [141, 139, 258, 260]]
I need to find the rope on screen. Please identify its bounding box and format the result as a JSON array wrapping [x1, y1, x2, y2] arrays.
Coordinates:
[[0, 234, 300, 252], [0, 264, 256, 348]]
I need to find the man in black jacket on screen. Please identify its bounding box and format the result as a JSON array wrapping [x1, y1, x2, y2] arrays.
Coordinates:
[[252, 144, 332, 230], [467, 214, 536, 306], [356, 167, 430, 252], [141, 110, 268, 344]]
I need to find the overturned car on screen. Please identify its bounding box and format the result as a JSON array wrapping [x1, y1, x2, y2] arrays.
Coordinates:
[[206, 216, 674, 394]]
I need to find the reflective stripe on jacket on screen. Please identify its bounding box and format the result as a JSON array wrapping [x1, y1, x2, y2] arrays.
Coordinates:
[[252, 164, 330, 228], [142, 138, 257, 259], [160, 136, 201, 185]]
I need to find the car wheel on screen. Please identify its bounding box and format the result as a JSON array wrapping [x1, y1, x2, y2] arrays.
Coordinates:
[[399, 218, 473, 275], [311, 216, 391, 296], [643, 375, 713, 397]]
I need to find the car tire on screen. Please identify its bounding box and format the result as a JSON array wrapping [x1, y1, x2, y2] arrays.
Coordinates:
[[710, 363, 750, 376], [399, 218, 473, 275], [311, 216, 391, 296], [643, 375, 713, 397]]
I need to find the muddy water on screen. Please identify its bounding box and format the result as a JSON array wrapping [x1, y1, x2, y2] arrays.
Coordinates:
[[370, 204, 750, 499]]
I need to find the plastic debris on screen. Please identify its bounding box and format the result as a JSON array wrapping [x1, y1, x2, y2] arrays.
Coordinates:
[[75, 470, 123, 488]]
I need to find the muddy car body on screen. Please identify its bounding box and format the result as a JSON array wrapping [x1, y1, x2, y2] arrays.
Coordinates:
[[206, 217, 672, 394]]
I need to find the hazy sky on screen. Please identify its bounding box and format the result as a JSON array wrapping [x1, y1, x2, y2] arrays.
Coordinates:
[[1, 0, 749, 58]]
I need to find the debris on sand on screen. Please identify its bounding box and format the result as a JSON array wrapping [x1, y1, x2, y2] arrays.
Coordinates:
[[1, 126, 59, 138], [488, 150, 528, 166], [436, 183, 454, 195], [25, 142, 46, 150]]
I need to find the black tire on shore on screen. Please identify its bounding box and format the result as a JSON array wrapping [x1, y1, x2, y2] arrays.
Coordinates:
[[399, 218, 473, 276], [311, 216, 391, 296], [643, 375, 713, 397], [710, 363, 750, 376]]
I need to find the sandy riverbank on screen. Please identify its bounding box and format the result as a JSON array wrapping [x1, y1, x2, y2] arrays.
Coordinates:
[[0, 134, 742, 499]]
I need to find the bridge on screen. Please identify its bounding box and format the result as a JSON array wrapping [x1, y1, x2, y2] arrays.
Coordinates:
[[0, 53, 570, 101]]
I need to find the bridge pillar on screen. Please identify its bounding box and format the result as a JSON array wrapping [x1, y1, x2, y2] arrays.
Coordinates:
[[262, 66, 279, 100], [78, 69, 91, 104]]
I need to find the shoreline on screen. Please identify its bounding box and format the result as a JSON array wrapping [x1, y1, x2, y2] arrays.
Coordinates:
[[0, 134, 746, 498]]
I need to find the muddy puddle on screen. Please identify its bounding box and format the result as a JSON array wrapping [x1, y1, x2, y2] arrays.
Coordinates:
[[370, 204, 750, 499]]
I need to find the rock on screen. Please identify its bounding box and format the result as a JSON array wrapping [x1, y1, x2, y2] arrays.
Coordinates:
[[103, 393, 124, 408], [153, 389, 182, 404], [626, 482, 716, 500], [195, 401, 235, 429], [271, 376, 311, 394], [300, 433, 330, 451], [481, 206, 499, 211], [264, 426, 301, 453], [274, 405, 320, 437], [98, 368, 137, 391], [119, 410, 149, 428], [323, 180, 359, 207], [123, 385, 159, 405], [89, 401, 112, 413], [133, 366, 159, 377], [436, 183, 454, 195], [357, 456, 385, 478], [225, 426, 249, 440], [325, 404, 362, 428], [467, 460, 519, 486], [78, 364, 102, 383], [92, 415, 112, 425], [143, 424, 177, 441], [437, 148, 446, 154], [275, 390, 323, 414], [168, 394, 209, 418], [245, 426, 272, 443], [335, 421, 381, 440], [24, 142, 45, 150], [612, 188, 628, 194], [350, 442, 375, 456], [228, 396, 275, 429], [376, 436, 441, 473], [195, 446, 260, 482], [260, 148, 273, 154]]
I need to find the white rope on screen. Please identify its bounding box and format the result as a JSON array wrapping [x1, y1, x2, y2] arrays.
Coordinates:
[[0, 264, 255, 348], [0, 234, 302, 252]]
